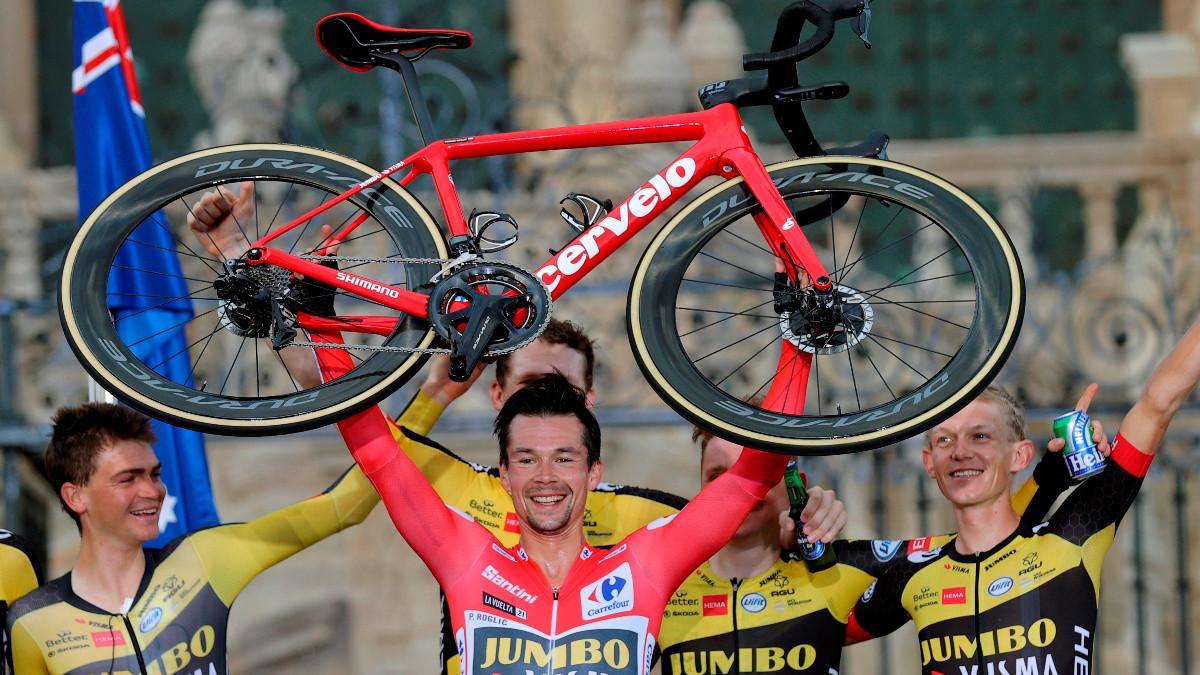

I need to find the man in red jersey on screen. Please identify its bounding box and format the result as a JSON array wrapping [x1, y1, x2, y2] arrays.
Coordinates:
[[336, 373, 794, 674]]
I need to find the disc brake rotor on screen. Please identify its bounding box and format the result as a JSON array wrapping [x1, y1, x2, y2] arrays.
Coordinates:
[[779, 283, 874, 355]]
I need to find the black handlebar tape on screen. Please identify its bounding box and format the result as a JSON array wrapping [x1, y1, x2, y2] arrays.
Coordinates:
[[742, 1, 835, 71], [811, 0, 868, 21]]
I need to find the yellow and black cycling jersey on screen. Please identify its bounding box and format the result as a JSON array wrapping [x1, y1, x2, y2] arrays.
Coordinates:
[[2, 530, 38, 675], [849, 434, 1150, 675], [7, 465, 377, 675], [659, 538, 948, 675], [393, 390, 688, 675]]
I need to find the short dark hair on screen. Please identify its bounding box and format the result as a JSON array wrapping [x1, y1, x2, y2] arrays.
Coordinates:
[[45, 403, 156, 526], [495, 319, 597, 389], [494, 373, 601, 467]]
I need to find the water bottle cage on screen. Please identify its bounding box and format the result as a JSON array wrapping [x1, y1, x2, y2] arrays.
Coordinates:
[[559, 193, 613, 233], [468, 210, 519, 253]]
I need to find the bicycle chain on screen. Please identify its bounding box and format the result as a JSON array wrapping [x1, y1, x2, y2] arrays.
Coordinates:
[[285, 256, 551, 356]]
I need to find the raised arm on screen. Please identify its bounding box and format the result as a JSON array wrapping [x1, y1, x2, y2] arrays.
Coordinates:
[[629, 447, 789, 596], [1118, 318, 1200, 457], [199, 461, 379, 604], [338, 404, 492, 587]]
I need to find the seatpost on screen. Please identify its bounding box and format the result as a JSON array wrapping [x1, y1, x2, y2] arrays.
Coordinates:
[[377, 53, 437, 146]]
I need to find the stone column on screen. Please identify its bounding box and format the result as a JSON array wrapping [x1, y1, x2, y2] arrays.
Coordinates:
[[680, 0, 746, 106], [0, 0, 36, 168], [187, 0, 297, 146], [1079, 181, 1120, 261], [509, 0, 634, 128]]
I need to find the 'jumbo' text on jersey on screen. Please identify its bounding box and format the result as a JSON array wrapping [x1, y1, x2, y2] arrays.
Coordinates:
[[849, 434, 1151, 675], [7, 466, 378, 675], [658, 538, 961, 675], [339, 404, 788, 675]]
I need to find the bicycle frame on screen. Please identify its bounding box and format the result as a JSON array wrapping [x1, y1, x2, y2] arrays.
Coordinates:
[[246, 102, 828, 410]]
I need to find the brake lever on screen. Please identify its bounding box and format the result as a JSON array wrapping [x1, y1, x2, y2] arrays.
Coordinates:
[[853, 0, 872, 49]]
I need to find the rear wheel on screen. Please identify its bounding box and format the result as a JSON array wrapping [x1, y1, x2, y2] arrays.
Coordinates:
[[60, 143, 447, 435], [628, 157, 1024, 453]]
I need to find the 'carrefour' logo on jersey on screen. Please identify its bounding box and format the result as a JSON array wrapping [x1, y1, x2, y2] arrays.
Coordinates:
[[594, 576, 626, 603], [581, 563, 634, 619], [872, 540, 902, 562]]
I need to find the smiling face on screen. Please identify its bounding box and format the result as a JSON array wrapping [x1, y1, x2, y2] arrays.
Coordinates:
[[700, 436, 787, 540], [63, 439, 166, 545], [922, 398, 1034, 509], [499, 414, 603, 537]]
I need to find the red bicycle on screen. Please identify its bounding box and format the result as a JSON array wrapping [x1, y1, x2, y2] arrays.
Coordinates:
[[59, 0, 1023, 453]]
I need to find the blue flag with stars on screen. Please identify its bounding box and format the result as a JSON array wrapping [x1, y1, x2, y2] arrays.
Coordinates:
[[73, 0, 219, 546]]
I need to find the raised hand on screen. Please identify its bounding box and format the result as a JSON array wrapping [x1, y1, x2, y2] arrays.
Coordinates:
[[187, 181, 256, 258], [779, 484, 847, 548], [1046, 382, 1111, 458]]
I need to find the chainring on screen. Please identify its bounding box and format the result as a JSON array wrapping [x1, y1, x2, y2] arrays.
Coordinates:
[[427, 260, 552, 357]]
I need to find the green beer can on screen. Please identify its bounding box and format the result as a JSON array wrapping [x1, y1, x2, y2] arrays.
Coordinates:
[[1051, 410, 1106, 480]]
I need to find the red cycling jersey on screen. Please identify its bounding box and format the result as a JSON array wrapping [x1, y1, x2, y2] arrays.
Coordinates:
[[337, 405, 787, 675]]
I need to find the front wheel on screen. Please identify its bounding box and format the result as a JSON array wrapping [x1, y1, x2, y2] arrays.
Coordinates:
[[60, 143, 447, 435], [628, 157, 1024, 453]]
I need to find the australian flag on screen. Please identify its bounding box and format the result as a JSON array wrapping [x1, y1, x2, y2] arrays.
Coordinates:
[[73, 0, 218, 546]]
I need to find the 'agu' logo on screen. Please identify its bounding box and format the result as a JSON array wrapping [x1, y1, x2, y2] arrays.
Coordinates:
[[581, 563, 634, 620]]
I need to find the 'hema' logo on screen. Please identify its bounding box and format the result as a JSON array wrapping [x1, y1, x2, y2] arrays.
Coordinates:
[[581, 563, 634, 619]]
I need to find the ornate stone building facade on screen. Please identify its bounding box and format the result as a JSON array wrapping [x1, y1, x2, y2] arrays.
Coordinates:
[[3, 1, 1200, 672]]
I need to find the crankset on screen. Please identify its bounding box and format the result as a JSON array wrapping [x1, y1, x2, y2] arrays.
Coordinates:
[[427, 260, 552, 381], [772, 273, 874, 355]]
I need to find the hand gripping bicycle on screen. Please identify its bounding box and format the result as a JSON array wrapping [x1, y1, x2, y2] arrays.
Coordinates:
[[59, 0, 1024, 453]]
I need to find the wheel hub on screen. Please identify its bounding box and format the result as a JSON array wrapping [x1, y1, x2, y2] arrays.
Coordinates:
[[778, 283, 874, 355], [213, 261, 293, 339]]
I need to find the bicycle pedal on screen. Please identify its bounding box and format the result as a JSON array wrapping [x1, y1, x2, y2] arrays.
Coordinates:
[[559, 193, 613, 233], [468, 210, 519, 253]]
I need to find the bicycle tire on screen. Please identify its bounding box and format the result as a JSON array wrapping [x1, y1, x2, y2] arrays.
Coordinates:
[[628, 156, 1024, 453], [60, 143, 448, 435]]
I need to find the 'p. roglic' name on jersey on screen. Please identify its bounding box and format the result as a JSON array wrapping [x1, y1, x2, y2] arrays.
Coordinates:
[[850, 434, 1152, 675]]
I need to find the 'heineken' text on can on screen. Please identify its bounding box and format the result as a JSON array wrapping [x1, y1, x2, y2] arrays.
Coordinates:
[[1052, 409, 1106, 480], [784, 459, 838, 572]]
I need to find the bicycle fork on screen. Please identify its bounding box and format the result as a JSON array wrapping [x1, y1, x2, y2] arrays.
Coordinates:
[[722, 148, 833, 415]]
